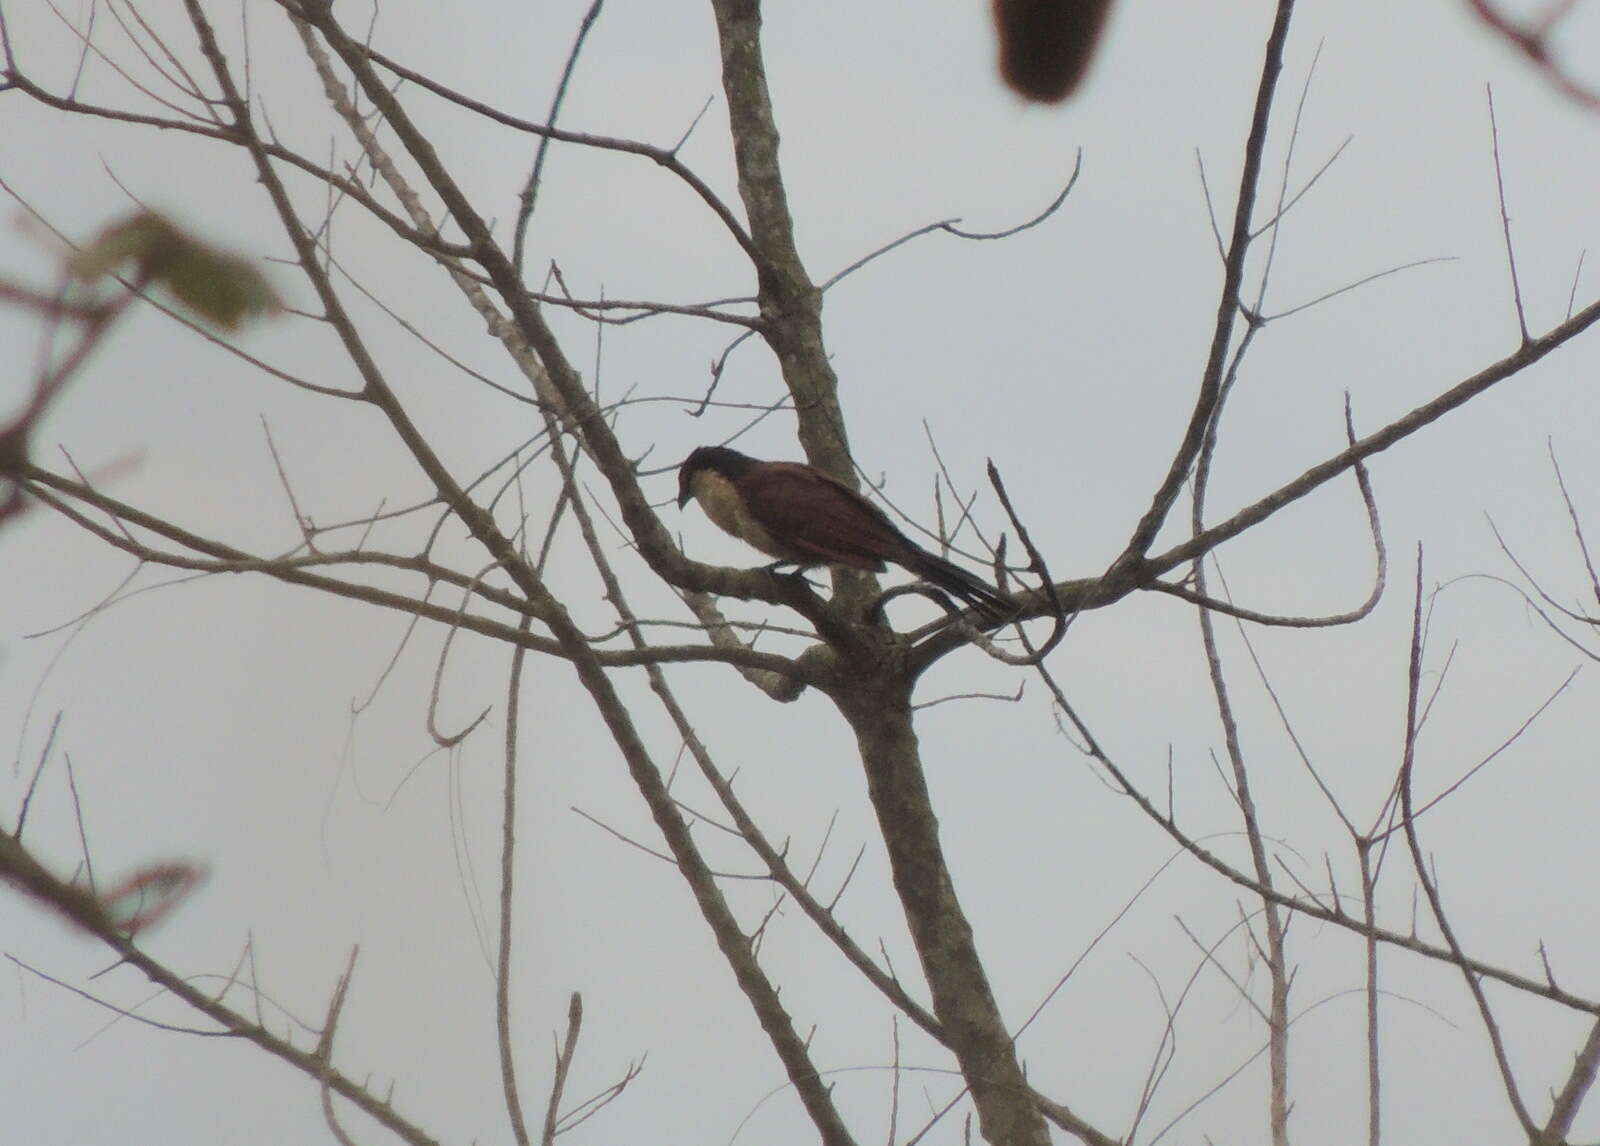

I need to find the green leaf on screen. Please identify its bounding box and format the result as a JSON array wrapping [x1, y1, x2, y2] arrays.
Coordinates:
[[72, 210, 282, 329]]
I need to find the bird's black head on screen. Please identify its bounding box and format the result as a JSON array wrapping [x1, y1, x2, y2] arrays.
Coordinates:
[[677, 446, 756, 507]]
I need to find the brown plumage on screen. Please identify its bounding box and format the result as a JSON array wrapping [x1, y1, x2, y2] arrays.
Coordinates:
[[676, 446, 1011, 619], [992, 0, 1114, 103]]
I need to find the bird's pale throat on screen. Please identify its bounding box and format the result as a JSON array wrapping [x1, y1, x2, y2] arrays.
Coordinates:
[[690, 468, 790, 560]]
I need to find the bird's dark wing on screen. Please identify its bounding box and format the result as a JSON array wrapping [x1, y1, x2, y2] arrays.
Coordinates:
[[737, 462, 902, 571], [739, 461, 1014, 622]]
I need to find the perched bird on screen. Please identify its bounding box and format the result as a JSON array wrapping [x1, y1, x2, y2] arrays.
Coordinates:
[[992, 0, 1114, 103], [676, 445, 1012, 619]]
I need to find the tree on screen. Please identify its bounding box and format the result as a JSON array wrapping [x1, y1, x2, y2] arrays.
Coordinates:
[[4, 2, 1600, 1144]]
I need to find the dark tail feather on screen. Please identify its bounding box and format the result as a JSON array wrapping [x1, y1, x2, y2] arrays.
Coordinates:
[[902, 547, 1015, 623]]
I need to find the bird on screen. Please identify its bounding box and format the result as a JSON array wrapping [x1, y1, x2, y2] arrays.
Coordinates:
[[991, 0, 1114, 103], [676, 445, 1012, 620]]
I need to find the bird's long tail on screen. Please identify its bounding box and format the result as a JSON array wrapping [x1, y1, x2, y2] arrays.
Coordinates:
[[901, 547, 1015, 623]]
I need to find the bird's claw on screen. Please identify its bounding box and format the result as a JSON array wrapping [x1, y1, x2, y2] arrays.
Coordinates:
[[763, 561, 824, 591]]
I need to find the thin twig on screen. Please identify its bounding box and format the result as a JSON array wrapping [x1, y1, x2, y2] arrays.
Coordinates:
[[1486, 86, 1531, 344], [541, 993, 584, 1146], [1398, 548, 1536, 1134], [497, 616, 535, 1146], [513, 0, 604, 277]]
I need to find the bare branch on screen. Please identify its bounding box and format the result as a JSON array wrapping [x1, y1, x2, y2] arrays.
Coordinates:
[[1486, 86, 1531, 344], [1542, 1016, 1600, 1143], [513, 0, 604, 277], [1465, 0, 1600, 109], [496, 618, 535, 1146], [1398, 549, 1536, 1134], [1110, 0, 1300, 570], [1148, 292, 1600, 578], [541, 993, 583, 1146]]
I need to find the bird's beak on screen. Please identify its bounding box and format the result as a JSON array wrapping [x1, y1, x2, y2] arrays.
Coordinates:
[[676, 485, 692, 509]]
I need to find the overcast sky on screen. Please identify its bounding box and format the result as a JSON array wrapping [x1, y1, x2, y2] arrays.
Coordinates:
[[4, 2, 1600, 1144]]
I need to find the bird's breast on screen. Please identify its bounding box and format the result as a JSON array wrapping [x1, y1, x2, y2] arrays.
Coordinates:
[[691, 470, 796, 560]]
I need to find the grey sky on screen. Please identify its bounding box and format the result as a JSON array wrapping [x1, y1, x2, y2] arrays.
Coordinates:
[[4, 1, 1600, 1143]]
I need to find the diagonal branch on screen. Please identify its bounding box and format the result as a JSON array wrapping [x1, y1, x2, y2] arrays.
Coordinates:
[[1397, 550, 1536, 1135], [1147, 292, 1600, 578], [1110, 0, 1298, 572]]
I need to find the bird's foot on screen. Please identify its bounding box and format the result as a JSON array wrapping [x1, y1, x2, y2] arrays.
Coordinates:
[[762, 560, 824, 590]]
